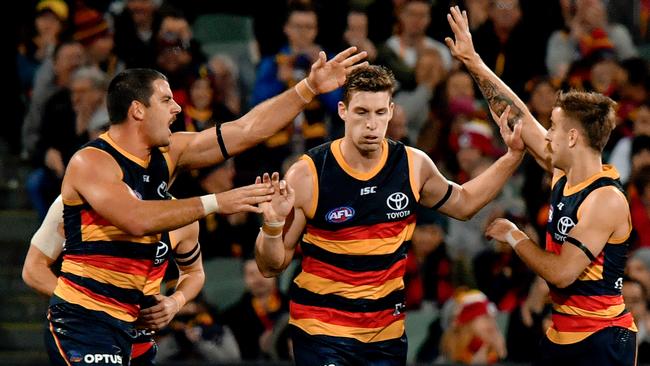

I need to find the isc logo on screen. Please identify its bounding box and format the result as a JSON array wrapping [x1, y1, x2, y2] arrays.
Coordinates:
[[326, 206, 355, 223]]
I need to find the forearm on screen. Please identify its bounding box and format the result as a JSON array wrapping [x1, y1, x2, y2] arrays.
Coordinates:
[[125, 197, 208, 236], [22, 266, 58, 297], [171, 269, 205, 309], [254, 232, 287, 277], [228, 83, 312, 156], [457, 151, 523, 218], [461, 55, 549, 160], [514, 239, 567, 287]]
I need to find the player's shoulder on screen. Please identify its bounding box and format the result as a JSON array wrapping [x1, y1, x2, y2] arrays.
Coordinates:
[[583, 185, 629, 219]]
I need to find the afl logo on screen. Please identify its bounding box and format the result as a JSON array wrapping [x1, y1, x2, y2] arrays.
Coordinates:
[[557, 216, 575, 235], [386, 192, 409, 211], [326, 206, 355, 223]]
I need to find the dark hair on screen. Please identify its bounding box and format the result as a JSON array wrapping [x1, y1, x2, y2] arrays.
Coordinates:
[[632, 135, 650, 157], [106, 68, 167, 124], [285, 1, 316, 24], [342, 65, 396, 105], [633, 163, 650, 196], [554, 90, 617, 152]]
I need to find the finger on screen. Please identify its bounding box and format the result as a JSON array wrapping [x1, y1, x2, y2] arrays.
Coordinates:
[[262, 172, 270, 184], [513, 121, 523, 140], [271, 172, 280, 183], [240, 204, 264, 214], [444, 37, 455, 52], [346, 61, 369, 73], [255, 176, 261, 184], [279, 180, 287, 196], [447, 13, 461, 36], [462, 9, 469, 26], [341, 51, 368, 67], [333, 46, 357, 62]]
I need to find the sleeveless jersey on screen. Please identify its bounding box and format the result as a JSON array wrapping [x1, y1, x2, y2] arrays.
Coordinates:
[[544, 166, 636, 344], [56, 133, 174, 322], [289, 138, 419, 343]]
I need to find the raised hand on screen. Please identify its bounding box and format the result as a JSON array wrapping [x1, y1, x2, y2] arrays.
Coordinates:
[[444, 6, 478, 64], [494, 106, 525, 153], [258, 172, 295, 223], [306, 47, 368, 94], [214, 182, 274, 214]]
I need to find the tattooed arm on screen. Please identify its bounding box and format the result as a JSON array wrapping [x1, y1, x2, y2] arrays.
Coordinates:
[[445, 6, 552, 172]]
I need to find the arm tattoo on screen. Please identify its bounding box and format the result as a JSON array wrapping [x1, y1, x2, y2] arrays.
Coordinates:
[[474, 75, 524, 129]]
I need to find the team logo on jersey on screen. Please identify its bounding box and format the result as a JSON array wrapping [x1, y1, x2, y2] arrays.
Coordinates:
[[68, 351, 83, 363], [326, 206, 355, 223], [154, 240, 169, 265], [386, 192, 409, 211], [557, 216, 576, 235], [157, 181, 168, 198]]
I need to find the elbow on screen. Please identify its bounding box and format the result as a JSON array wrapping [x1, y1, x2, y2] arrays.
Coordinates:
[[121, 219, 149, 237], [21, 266, 35, 289], [259, 266, 282, 278], [549, 272, 577, 289]]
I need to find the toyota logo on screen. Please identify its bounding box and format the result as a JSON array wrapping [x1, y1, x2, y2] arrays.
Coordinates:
[[557, 216, 575, 235], [387, 192, 409, 211]]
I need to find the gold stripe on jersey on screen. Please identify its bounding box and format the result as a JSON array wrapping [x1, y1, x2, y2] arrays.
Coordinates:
[[82, 224, 160, 244], [294, 271, 404, 300], [62, 260, 147, 289], [405, 147, 421, 202], [553, 303, 626, 318], [53, 280, 135, 322], [162, 149, 174, 178], [563, 165, 619, 196], [62, 198, 84, 206], [577, 263, 604, 281], [143, 278, 163, 296], [99, 133, 150, 168], [331, 139, 388, 181], [546, 328, 594, 345], [289, 317, 404, 343], [302, 222, 415, 255], [300, 155, 319, 220]]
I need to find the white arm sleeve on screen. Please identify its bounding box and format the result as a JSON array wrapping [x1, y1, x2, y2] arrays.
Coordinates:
[[31, 195, 65, 260]]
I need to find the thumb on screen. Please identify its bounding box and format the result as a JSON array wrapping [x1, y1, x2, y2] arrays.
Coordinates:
[[312, 51, 326, 70], [152, 294, 165, 302], [444, 37, 455, 51], [513, 121, 523, 140]]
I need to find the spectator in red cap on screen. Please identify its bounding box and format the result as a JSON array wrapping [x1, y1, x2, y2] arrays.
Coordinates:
[[440, 289, 506, 364], [73, 4, 125, 78]]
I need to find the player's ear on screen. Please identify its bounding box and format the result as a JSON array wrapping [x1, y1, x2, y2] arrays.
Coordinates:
[[338, 101, 347, 121], [130, 101, 145, 121]]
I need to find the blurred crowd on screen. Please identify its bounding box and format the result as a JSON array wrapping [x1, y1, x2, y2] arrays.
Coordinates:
[[7, 0, 650, 364]]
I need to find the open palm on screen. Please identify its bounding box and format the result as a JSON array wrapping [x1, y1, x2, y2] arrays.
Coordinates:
[[307, 47, 368, 94], [258, 172, 294, 223]]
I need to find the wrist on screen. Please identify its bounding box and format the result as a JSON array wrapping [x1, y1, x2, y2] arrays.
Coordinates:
[[295, 78, 317, 103], [261, 220, 285, 238], [200, 194, 220, 215], [505, 228, 528, 249], [170, 292, 186, 313]]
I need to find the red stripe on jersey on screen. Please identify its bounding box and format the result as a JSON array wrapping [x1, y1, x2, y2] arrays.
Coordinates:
[[301, 256, 406, 286], [290, 302, 403, 328], [64, 254, 152, 276], [147, 263, 167, 281], [551, 312, 635, 333], [306, 215, 415, 241], [550, 293, 624, 311], [546, 232, 561, 254], [60, 276, 139, 317], [81, 209, 113, 226]]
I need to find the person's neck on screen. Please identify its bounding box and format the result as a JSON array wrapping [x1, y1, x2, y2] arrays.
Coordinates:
[[340, 138, 384, 172], [399, 33, 422, 47], [107, 124, 150, 160], [564, 150, 603, 187]]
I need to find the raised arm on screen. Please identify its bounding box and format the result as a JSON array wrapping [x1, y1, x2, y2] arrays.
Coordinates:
[[62, 148, 274, 236], [445, 6, 552, 171], [486, 187, 631, 288], [172, 47, 368, 171], [255, 161, 312, 277], [416, 107, 525, 220]]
